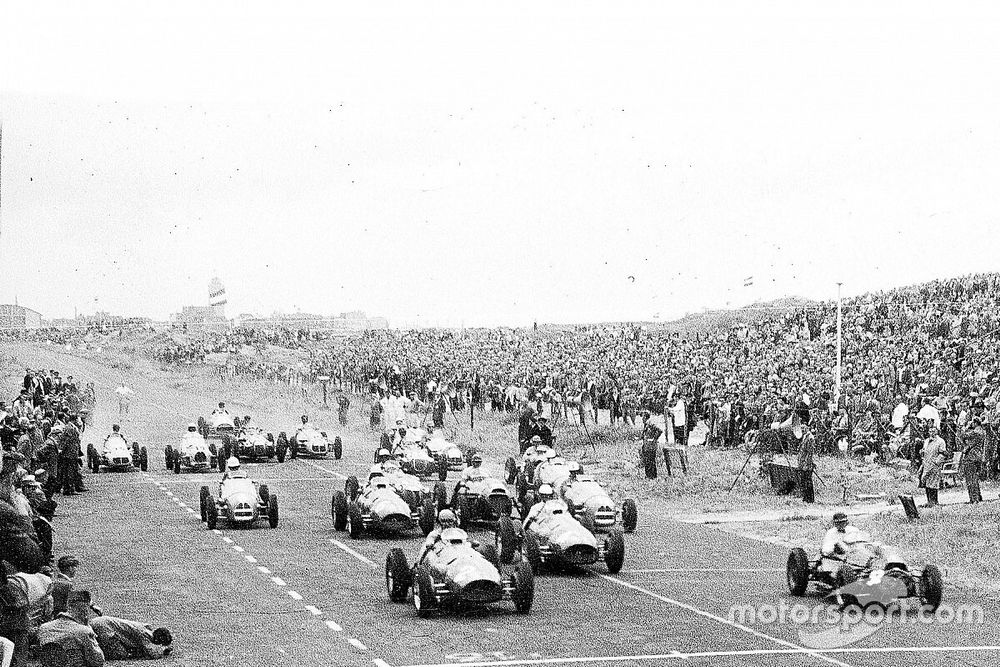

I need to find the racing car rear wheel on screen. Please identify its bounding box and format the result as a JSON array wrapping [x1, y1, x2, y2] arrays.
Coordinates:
[[164, 447, 172, 470], [457, 495, 475, 530], [345, 476, 360, 502], [621, 499, 638, 533], [412, 570, 437, 617], [205, 497, 218, 530], [786, 548, 810, 596], [510, 561, 535, 613], [173, 456, 181, 475], [523, 531, 543, 573], [346, 503, 364, 539], [333, 436, 343, 460], [504, 457, 517, 484], [495, 516, 520, 565], [217, 451, 226, 473], [258, 484, 270, 505], [276, 433, 287, 463], [267, 495, 279, 528], [386, 549, 411, 602], [432, 482, 449, 511], [139, 447, 148, 472], [418, 498, 436, 536], [920, 564, 943, 611], [221, 435, 232, 461], [603, 530, 625, 574], [332, 491, 349, 530], [199, 486, 210, 522]]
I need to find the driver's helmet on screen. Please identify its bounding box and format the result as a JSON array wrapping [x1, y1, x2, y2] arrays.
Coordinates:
[[538, 483, 555, 500], [368, 464, 384, 481], [187, 423, 198, 432], [225, 456, 241, 472], [471, 454, 483, 467], [882, 548, 907, 571], [550, 456, 566, 465], [218, 402, 226, 409], [832, 511, 848, 529], [383, 459, 400, 474], [376, 448, 391, 463], [301, 414, 309, 424], [567, 461, 581, 477], [543, 449, 557, 460], [437, 509, 457, 529]]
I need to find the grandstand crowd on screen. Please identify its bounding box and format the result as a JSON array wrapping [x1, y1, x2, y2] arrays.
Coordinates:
[[1, 369, 171, 666]]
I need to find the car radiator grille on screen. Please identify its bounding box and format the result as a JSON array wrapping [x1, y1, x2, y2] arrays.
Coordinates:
[[113, 457, 129, 465], [595, 506, 616, 526], [462, 580, 502, 603], [194, 452, 207, 463], [234, 503, 254, 520], [562, 545, 598, 565]]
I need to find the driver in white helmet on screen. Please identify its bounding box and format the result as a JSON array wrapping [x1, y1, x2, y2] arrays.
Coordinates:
[[184, 423, 200, 439], [523, 483, 567, 531], [459, 454, 487, 485], [212, 402, 230, 417], [222, 456, 246, 481], [559, 461, 582, 495], [375, 448, 392, 464], [416, 509, 464, 563]]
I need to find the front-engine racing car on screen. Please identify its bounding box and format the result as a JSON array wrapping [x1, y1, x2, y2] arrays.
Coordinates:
[[87, 432, 148, 473], [199, 465, 279, 530], [222, 425, 286, 464], [559, 470, 638, 534], [385, 529, 534, 616], [450, 463, 516, 529], [786, 532, 943, 610], [332, 477, 433, 539], [165, 425, 218, 474], [281, 422, 342, 459]]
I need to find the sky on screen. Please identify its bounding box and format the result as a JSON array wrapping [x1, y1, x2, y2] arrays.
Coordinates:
[[1, 1, 999, 327]]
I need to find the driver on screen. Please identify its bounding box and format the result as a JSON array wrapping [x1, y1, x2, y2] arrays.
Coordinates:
[[820, 512, 861, 573], [299, 414, 312, 430], [104, 424, 124, 443], [559, 461, 582, 494], [222, 456, 246, 481], [523, 483, 567, 531], [241, 415, 254, 430], [416, 509, 464, 563], [185, 423, 199, 436], [390, 424, 408, 450], [375, 448, 392, 464], [459, 454, 487, 485], [212, 402, 230, 417]]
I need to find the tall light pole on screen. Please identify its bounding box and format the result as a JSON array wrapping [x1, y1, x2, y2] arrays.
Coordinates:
[[835, 282, 843, 407]]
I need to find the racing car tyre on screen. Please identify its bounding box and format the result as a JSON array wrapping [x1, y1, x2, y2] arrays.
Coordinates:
[[139, 447, 148, 472], [920, 564, 943, 611], [345, 476, 360, 502], [258, 484, 270, 505], [511, 561, 535, 614], [412, 570, 437, 617], [604, 530, 625, 574], [457, 495, 475, 530], [386, 548, 411, 602], [621, 499, 638, 533], [199, 486, 210, 522], [786, 548, 810, 596], [418, 497, 436, 536], [432, 482, 449, 511], [495, 516, 520, 565], [332, 491, 349, 531], [333, 436, 343, 460], [267, 494, 279, 528], [438, 462, 448, 481], [505, 457, 517, 484], [164, 447, 172, 470], [221, 435, 232, 461], [205, 497, 218, 530], [346, 502, 364, 539], [217, 450, 227, 472], [132, 443, 141, 464], [277, 432, 288, 463], [173, 456, 181, 475], [523, 531, 543, 573]]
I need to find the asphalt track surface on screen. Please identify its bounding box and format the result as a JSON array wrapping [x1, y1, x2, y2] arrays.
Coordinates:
[[9, 342, 1000, 667]]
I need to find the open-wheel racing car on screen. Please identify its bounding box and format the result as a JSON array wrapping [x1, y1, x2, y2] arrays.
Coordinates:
[[786, 533, 944, 611], [498, 501, 625, 574], [559, 472, 638, 534], [332, 478, 433, 539], [222, 425, 286, 465], [282, 424, 342, 459], [199, 474, 278, 530], [389, 439, 449, 481], [198, 409, 236, 449], [385, 529, 534, 617], [87, 433, 148, 473], [165, 428, 218, 474], [450, 464, 517, 529], [423, 429, 467, 472]]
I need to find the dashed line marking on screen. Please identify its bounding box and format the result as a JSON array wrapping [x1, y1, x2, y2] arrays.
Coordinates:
[[373, 660, 392, 667], [232, 545, 245, 553], [222, 537, 233, 544], [177, 502, 187, 507], [304, 605, 322, 616], [257, 566, 272, 574], [325, 620, 343, 631], [287, 590, 303, 600], [627, 568, 784, 574], [186, 507, 195, 513], [304, 459, 349, 480], [212, 529, 222, 535], [244, 555, 257, 563], [330, 539, 377, 567], [271, 576, 287, 586], [347, 637, 368, 651]]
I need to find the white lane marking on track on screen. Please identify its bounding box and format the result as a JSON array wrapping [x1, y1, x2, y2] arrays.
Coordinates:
[[596, 574, 853, 667], [325, 620, 343, 631], [222, 537, 233, 544], [304, 460, 349, 480], [257, 566, 272, 574], [212, 529, 222, 535], [271, 576, 287, 586], [244, 555, 257, 563], [287, 590, 303, 600], [347, 638, 368, 651], [394, 645, 1000, 666], [185, 508, 195, 513], [330, 539, 377, 568], [372, 660, 392, 667], [177, 502, 187, 507], [232, 545, 245, 553], [627, 568, 783, 573], [304, 605, 323, 616]]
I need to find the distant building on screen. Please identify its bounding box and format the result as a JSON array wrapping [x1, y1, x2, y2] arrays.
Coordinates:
[[0, 304, 42, 330]]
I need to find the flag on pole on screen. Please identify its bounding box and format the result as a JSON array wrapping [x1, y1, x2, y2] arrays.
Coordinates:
[[743, 276, 754, 287]]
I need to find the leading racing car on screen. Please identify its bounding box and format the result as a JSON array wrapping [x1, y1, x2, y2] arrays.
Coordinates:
[[87, 432, 148, 473], [199, 467, 279, 530], [165, 425, 218, 474], [385, 530, 534, 617]]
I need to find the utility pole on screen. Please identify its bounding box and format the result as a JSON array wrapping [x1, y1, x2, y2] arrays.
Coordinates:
[[835, 282, 843, 407]]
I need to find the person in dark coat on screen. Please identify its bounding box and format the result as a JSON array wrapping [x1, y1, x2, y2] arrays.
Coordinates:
[[796, 424, 817, 503], [961, 418, 986, 504], [55, 427, 81, 496]]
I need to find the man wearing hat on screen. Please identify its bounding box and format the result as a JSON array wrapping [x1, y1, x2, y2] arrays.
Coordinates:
[[37, 590, 105, 666], [961, 418, 986, 504], [51, 556, 79, 616], [534, 415, 553, 449], [820, 512, 859, 574], [90, 614, 172, 660]]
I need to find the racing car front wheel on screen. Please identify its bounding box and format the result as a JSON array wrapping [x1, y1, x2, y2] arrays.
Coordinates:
[[205, 497, 219, 530], [604, 530, 625, 574], [163, 447, 172, 470], [621, 499, 638, 533], [786, 548, 810, 596], [199, 486, 210, 522], [333, 436, 343, 460], [258, 484, 270, 505], [412, 570, 437, 617], [523, 532, 543, 573], [139, 447, 148, 472], [495, 517, 521, 565], [267, 495, 279, 528], [510, 561, 535, 614], [386, 549, 411, 602], [346, 503, 364, 539], [920, 564, 943, 611], [418, 498, 436, 536], [345, 476, 360, 502], [332, 492, 349, 531]]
